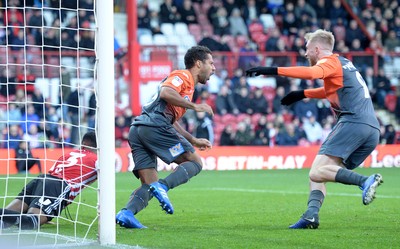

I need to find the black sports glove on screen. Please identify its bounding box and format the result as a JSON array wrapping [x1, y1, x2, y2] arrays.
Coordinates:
[[245, 67, 278, 77], [281, 90, 306, 106]]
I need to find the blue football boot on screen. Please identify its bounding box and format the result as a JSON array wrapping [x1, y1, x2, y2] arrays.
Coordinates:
[[361, 174, 383, 205], [289, 215, 319, 229], [149, 182, 174, 214], [116, 209, 146, 229]]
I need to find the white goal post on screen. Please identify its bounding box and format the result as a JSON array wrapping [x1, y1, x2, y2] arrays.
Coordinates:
[[97, 0, 116, 245]]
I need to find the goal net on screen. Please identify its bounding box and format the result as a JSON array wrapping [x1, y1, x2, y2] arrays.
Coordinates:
[[0, 0, 115, 247]]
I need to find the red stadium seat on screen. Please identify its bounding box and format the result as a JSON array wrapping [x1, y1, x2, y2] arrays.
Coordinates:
[[384, 94, 397, 112]]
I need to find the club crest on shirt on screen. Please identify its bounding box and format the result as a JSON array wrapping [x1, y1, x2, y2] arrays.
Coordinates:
[[172, 76, 183, 87], [169, 143, 185, 157]]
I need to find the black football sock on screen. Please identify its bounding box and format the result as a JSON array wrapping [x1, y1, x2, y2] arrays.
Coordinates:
[[125, 184, 152, 215], [303, 190, 324, 218], [335, 168, 368, 187], [0, 209, 39, 229], [160, 161, 202, 190]]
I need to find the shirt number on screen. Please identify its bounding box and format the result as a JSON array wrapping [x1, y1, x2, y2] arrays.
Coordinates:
[[355, 71, 370, 99]]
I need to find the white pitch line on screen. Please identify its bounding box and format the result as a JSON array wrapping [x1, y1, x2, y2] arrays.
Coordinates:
[[200, 187, 400, 199], [117, 188, 400, 199]]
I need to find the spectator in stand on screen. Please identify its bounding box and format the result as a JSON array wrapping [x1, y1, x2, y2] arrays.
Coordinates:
[[320, 119, 333, 142], [303, 114, 323, 144], [207, 0, 223, 24], [345, 19, 367, 50], [63, 16, 78, 40], [31, 87, 45, 119], [297, 12, 315, 32], [251, 87, 269, 114], [43, 28, 60, 51], [282, 11, 298, 37], [380, 124, 396, 145], [219, 124, 235, 146], [122, 107, 134, 127], [79, 29, 95, 50], [67, 87, 80, 146], [198, 32, 231, 52], [223, 0, 236, 17], [6, 9, 23, 45], [275, 123, 300, 146], [293, 98, 319, 121], [396, 84, 400, 123], [149, 11, 163, 35], [271, 38, 290, 67], [159, 0, 181, 24], [232, 75, 251, 94], [233, 121, 254, 145], [23, 124, 46, 149], [294, 0, 316, 21], [87, 89, 96, 131], [252, 115, 270, 146], [194, 112, 214, 145], [0, 69, 16, 96], [265, 28, 281, 52], [228, 8, 248, 37], [272, 86, 286, 114], [137, 5, 152, 37], [21, 104, 40, 134], [115, 115, 130, 148], [211, 7, 230, 36], [61, 31, 77, 49], [363, 67, 376, 101], [329, 0, 348, 26], [242, 0, 260, 25], [27, 8, 46, 37], [179, 0, 197, 25], [9, 29, 24, 51], [14, 141, 42, 173], [234, 87, 253, 114], [3, 124, 23, 149], [334, 40, 349, 53], [290, 37, 308, 66], [311, 0, 329, 22], [44, 106, 60, 144], [215, 84, 239, 115], [374, 67, 392, 108], [316, 99, 332, 124], [7, 103, 22, 127], [238, 40, 259, 72], [384, 30, 400, 52]]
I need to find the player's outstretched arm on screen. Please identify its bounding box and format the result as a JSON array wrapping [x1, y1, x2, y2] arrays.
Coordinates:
[[246, 66, 324, 80], [281, 90, 306, 106]]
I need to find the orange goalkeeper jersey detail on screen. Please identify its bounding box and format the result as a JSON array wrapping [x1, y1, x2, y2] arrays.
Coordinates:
[[161, 69, 195, 122], [277, 54, 343, 109]]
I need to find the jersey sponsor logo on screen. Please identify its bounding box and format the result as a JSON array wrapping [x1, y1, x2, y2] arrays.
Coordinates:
[[169, 143, 185, 157], [38, 196, 52, 206], [317, 58, 327, 65], [182, 72, 189, 79], [342, 61, 357, 71], [172, 76, 183, 87]]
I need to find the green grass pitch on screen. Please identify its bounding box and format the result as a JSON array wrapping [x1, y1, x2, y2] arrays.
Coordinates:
[[1, 167, 399, 248]]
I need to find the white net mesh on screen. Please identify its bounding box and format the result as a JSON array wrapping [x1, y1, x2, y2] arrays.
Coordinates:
[[0, 1, 99, 247]]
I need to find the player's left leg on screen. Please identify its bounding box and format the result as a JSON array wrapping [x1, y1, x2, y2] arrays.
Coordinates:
[[159, 151, 202, 190]]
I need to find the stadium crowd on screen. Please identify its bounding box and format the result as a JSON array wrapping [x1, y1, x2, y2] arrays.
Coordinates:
[[0, 0, 400, 150]]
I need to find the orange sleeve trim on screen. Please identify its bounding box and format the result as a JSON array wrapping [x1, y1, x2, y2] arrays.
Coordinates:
[[304, 87, 326, 99], [278, 66, 324, 80]]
